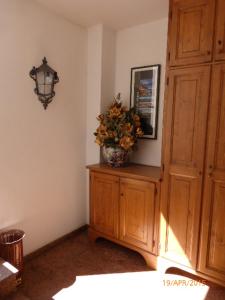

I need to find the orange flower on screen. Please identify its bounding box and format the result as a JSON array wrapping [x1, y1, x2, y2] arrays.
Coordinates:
[[119, 136, 134, 151], [136, 127, 144, 137], [97, 114, 104, 122], [109, 104, 123, 118], [96, 124, 107, 135], [95, 136, 104, 146], [121, 123, 133, 133], [107, 130, 115, 138]]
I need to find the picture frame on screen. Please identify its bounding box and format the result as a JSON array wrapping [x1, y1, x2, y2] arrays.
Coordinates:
[[130, 64, 161, 139]]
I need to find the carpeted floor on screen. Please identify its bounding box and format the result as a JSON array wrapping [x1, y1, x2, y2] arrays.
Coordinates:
[[5, 229, 225, 300]]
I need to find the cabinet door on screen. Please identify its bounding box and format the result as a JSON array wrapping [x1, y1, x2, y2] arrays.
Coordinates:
[[214, 0, 225, 61], [90, 172, 119, 238], [119, 178, 156, 253], [198, 64, 225, 282], [160, 66, 210, 268], [169, 0, 215, 66]]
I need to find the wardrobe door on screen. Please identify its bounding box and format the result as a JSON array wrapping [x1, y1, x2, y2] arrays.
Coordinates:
[[198, 64, 225, 282], [169, 0, 215, 66], [214, 0, 225, 61], [160, 66, 210, 268]]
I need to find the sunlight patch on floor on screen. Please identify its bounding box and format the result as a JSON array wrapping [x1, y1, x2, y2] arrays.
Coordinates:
[[52, 271, 209, 300], [2, 261, 18, 274]]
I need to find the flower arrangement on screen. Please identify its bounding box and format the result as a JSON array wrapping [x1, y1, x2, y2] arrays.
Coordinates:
[[94, 94, 143, 152]]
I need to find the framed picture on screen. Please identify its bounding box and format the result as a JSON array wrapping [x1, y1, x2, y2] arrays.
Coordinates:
[[130, 64, 161, 139]]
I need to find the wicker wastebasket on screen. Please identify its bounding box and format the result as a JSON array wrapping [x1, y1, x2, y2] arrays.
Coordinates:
[[0, 229, 25, 284]]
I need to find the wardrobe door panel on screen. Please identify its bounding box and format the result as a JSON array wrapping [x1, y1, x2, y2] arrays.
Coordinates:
[[161, 66, 210, 268], [214, 0, 225, 61], [198, 64, 225, 281], [169, 0, 215, 66]]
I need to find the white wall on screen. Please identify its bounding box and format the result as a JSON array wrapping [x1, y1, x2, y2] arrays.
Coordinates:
[[101, 27, 116, 113], [86, 25, 102, 166], [86, 25, 116, 222], [86, 25, 116, 166], [0, 0, 87, 255], [115, 19, 168, 166]]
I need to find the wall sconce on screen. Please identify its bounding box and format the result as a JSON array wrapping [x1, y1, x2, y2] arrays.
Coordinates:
[[30, 57, 59, 109]]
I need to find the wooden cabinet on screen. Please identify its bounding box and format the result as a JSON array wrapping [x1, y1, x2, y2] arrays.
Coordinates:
[[198, 64, 225, 282], [214, 0, 225, 61], [88, 164, 161, 267], [168, 0, 215, 66], [90, 172, 119, 239], [161, 66, 210, 268], [161, 0, 225, 287], [120, 178, 156, 253]]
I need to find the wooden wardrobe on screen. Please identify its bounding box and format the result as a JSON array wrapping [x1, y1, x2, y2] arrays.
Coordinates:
[[160, 0, 225, 286]]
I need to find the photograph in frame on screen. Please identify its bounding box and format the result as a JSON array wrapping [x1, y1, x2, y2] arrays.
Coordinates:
[[130, 65, 161, 139]]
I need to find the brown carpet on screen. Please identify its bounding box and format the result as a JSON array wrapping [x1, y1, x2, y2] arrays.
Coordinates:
[[5, 230, 225, 300]]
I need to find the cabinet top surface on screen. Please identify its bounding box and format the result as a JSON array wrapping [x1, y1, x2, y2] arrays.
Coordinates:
[[87, 163, 161, 182]]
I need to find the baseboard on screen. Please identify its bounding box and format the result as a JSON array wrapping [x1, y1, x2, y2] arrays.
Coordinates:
[[25, 224, 88, 262]]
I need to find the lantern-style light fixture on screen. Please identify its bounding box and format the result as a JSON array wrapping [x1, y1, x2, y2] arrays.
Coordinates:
[[29, 57, 59, 109]]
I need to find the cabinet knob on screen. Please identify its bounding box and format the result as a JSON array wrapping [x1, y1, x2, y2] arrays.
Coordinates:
[[218, 40, 222, 45], [120, 193, 124, 197], [208, 165, 214, 177]]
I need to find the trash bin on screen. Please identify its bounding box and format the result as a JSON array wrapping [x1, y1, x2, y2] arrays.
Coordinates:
[[0, 229, 25, 284]]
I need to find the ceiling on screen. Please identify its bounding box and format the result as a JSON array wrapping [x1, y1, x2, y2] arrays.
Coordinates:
[[34, 0, 169, 30]]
